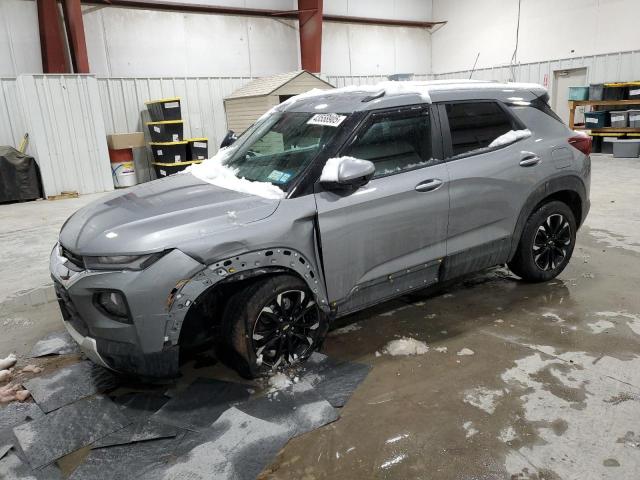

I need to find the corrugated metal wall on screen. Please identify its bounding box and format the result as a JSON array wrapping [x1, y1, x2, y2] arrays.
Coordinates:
[[322, 74, 432, 87], [1, 75, 113, 197], [97, 77, 254, 182], [433, 50, 640, 92]]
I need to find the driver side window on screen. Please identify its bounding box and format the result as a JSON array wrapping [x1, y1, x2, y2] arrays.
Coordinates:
[[344, 110, 433, 178]]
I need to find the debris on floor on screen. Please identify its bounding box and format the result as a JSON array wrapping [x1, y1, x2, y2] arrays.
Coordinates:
[[384, 337, 429, 356], [0, 354, 17, 370], [29, 331, 80, 358]]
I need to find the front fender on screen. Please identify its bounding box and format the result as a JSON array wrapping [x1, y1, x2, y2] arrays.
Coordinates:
[[164, 247, 330, 345]]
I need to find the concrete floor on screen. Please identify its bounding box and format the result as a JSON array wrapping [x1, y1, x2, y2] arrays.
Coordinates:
[[1, 155, 639, 478]]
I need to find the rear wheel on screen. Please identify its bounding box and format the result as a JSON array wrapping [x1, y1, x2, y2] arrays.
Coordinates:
[[508, 201, 576, 282], [220, 275, 328, 378]]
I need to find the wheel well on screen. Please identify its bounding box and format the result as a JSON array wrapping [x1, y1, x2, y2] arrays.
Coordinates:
[[177, 269, 301, 351], [536, 190, 583, 227]]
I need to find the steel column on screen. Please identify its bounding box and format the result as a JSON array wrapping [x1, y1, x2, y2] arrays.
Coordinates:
[[298, 0, 322, 73], [62, 0, 90, 73], [37, 0, 69, 73]]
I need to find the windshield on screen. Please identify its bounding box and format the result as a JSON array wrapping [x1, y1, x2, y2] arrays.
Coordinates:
[[223, 112, 345, 189]]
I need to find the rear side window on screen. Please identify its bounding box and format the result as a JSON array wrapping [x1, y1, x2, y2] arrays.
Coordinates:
[[345, 111, 432, 178], [445, 101, 517, 157]]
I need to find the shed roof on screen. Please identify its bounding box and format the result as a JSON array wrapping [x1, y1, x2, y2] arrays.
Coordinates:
[[225, 70, 333, 100]]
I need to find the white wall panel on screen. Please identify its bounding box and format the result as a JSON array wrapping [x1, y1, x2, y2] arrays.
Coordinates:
[[82, 5, 299, 78], [0, 0, 42, 76], [321, 22, 431, 76], [16, 75, 113, 197], [0, 78, 28, 148], [432, 0, 640, 74], [324, 0, 432, 21]]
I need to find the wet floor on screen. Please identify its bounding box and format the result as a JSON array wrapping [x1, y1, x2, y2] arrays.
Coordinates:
[[260, 157, 640, 479], [1, 156, 639, 479]]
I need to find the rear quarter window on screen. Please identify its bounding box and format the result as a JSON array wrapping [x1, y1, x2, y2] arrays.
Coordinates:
[[445, 101, 520, 157]]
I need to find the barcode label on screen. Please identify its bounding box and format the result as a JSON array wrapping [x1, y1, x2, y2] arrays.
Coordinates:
[[630, 89, 640, 96], [160, 169, 166, 176], [174, 155, 181, 161], [156, 149, 163, 156], [586, 117, 599, 124], [630, 115, 640, 121], [194, 142, 206, 148], [172, 134, 179, 141], [153, 126, 160, 133], [611, 115, 625, 122], [307, 113, 347, 127], [165, 101, 179, 109]]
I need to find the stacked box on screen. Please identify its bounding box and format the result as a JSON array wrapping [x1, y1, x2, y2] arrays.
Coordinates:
[[628, 109, 640, 128], [589, 84, 604, 100], [609, 110, 629, 128], [150, 141, 188, 163], [584, 111, 609, 128], [146, 120, 184, 142], [187, 138, 209, 160], [568, 86, 589, 101], [145, 98, 181, 121]]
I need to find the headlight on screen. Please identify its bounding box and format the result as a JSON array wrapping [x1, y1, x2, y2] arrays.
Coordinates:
[[95, 291, 131, 322], [84, 251, 167, 271]]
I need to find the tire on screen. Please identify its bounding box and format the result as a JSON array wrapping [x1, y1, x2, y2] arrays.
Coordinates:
[[508, 201, 576, 283], [219, 274, 328, 379]]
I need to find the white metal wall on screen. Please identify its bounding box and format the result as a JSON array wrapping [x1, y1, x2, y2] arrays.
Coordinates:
[[16, 75, 113, 197], [433, 50, 640, 100], [322, 73, 432, 87], [0, 78, 27, 148]]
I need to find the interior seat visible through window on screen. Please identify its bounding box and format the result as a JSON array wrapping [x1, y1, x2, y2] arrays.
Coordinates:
[[345, 110, 432, 177], [445, 101, 517, 157]]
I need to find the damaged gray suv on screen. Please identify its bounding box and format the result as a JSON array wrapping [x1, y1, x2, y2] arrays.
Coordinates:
[[51, 80, 591, 379]]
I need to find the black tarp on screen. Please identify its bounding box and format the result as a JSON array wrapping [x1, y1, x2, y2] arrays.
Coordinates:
[[0, 146, 42, 203]]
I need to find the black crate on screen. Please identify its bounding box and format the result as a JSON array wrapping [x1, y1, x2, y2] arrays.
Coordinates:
[[146, 120, 183, 142], [187, 138, 209, 160], [584, 111, 609, 128], [603, 86, 627, 100], [150, 141, 188, 163], [145, 97, 181, 122], [153, 160, 201, 178], [629, 84, 640, 100]]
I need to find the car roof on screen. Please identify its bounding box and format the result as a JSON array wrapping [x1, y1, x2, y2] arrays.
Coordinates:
[[279, 79, 547, 114]]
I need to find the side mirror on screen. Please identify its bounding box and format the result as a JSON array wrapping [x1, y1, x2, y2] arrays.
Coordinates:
[[220, 130, 237, 148], [320, 157, 376, 191]]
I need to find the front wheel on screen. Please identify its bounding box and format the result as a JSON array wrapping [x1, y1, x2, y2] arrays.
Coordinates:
[[508, 201, 576, 283], [220, 275, 328, 378]]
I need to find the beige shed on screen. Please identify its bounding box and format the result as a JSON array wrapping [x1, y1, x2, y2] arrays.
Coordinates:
[[224, 70, 334, 135]]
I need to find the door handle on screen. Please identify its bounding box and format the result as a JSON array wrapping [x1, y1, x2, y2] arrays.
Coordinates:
[[415, 178, 443, 192], [519, 152, 541, 167]]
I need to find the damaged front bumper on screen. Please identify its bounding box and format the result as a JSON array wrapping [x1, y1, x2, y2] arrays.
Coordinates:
[[50, 244, 204, 378]]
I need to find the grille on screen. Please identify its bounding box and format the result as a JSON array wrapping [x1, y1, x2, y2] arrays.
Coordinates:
[[54, 281, 90, 337], [60, 244, 84, 271]]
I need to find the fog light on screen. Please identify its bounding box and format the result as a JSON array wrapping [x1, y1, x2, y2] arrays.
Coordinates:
[[95, 291, 130, 322]]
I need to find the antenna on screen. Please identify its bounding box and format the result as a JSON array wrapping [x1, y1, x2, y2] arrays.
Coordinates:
[[469, 53, 480, 80]]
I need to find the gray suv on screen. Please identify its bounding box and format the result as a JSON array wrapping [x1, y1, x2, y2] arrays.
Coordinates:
[[50, 81, 591, 379]]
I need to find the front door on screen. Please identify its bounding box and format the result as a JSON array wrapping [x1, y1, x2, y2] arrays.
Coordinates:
[[314, 106, 450, 315], [552, 68, 587, 125]]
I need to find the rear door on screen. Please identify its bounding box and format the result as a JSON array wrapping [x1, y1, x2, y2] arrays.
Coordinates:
[[314, 105, 450, 314], [439, 100, 547, 279]]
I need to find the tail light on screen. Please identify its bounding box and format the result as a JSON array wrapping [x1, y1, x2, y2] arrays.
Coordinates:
[[568, 135, 592, 155]]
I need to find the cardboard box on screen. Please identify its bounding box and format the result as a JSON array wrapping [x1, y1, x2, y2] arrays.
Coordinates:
[[107, 132, 145, 150]]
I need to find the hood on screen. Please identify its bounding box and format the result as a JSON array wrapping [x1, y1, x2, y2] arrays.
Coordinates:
[[59, 173, 280, 255]]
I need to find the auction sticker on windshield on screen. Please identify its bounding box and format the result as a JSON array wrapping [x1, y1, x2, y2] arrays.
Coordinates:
[[307, 113, 346, 127]]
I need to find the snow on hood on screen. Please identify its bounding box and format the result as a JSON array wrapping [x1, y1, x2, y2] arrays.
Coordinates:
[[489, 129, 532, 148], [186, 147, 285, 200]]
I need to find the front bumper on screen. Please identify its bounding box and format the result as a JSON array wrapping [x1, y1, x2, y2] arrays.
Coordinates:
[[50, 244, 204, 377]]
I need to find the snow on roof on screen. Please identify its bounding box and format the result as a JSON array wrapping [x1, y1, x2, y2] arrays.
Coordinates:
[[225, 70, 333, 100]]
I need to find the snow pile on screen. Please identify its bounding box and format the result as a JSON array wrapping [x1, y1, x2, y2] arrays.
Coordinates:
[[0, 383, 30, 403], [384, 337, 429, 356], [268, 372, 293, 391], [457, 348, 475, 356], [488, 129, 532, 148], [0, 369, 12, 382], [0, 354, 16, 370], [329, 323, 362, 336], [186, 148, 285, 200]]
